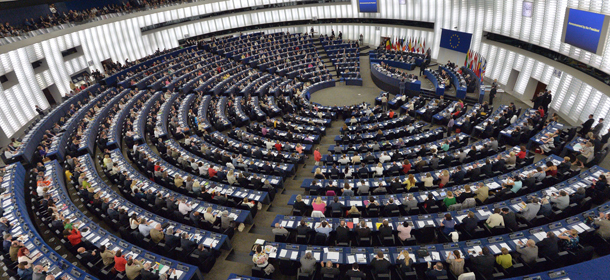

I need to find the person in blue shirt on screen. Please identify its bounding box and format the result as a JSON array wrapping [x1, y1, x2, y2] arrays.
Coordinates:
[[315, 220, 332, 237], [440, 213, 456, 235]]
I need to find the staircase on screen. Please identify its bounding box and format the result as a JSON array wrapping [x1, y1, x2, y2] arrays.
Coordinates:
[[314, 40, 338, 78]]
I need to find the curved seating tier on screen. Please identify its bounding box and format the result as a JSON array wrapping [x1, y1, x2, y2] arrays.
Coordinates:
[[9, 84, 102, 164], [42, 160, 200, 280], [210, 131, 304, 163], [334, 124, 439, 148], [79, 154, 231, 250], [300, 149, 537, 192], [325, 133, 470, 162], [1, 162, 97, 280], [48, 87, 118, 161]]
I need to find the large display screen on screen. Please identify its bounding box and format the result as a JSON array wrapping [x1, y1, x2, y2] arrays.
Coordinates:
[[562, 8, 610, 55], [358, 0, 378, 13]]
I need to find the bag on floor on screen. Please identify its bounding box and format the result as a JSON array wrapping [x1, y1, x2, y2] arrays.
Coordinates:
[[264, 264, 275, 275]]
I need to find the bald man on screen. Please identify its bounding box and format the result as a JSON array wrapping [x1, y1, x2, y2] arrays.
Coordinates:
[[320, 260, 340, 276], [271, 223, 289, 237], [32, 265, 48, 280]]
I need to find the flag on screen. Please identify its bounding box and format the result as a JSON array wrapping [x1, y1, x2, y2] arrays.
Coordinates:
[[481, 58, 487, 81], [395, 37, 399, 50], [464, 49, 470, 66], [408, 38, 412, 52], [386, 39, 390, 50], [423, 38, 426, 51], [419, 38, 423, 53]]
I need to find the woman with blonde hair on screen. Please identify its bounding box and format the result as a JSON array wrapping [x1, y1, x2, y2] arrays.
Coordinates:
[[397, 250, 413, 273], [347, 205, 360, 216], [374, 163, 384, 177], [496, 247, 513, 269], [314, 168, 326, 179], [293, 194, 307, 213], [311, 196, 326, 215], [402, 174, 416, 191]]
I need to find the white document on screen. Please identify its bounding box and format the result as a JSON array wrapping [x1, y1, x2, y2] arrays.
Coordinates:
[[291, 251, 298, 260], [347, 255, 356, 263], [327, 252, 340, 262], [279, 249, 287, 258]]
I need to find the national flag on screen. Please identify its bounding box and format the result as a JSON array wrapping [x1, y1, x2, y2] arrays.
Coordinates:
[[395, 37, 399, 50], [386, 39, 390, 50], [464, 49, 470, 66], [419, 38, 423, 53], [423, 38, 426, 51], [481, 58, 487, 81], [408, 38, 412, 52]]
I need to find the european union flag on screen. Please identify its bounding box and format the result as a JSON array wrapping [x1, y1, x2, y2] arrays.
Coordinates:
[[439, 29, 472, 53]]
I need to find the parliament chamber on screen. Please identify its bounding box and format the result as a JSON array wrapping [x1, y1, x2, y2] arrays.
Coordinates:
[[1, 1, 610, 280]]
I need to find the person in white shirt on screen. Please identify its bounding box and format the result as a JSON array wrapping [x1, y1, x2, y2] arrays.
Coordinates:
[[379, 153, 392, 163], [178, 200, 193, 215], [338, 155, 350, 165], [374, 163, 384, 177]]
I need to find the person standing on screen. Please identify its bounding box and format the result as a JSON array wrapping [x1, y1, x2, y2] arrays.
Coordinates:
[[447, 116, 455, 137], [489, 79, 498, 106]]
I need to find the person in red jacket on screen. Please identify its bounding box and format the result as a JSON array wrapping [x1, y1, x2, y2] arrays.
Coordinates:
[[274, 141, 282, 151], [517, 146, 527, 159], [208, 166, 217, 178], [64, 228, 83, 247], [313, 148, 322, 166], [114, 250, 127, 272]]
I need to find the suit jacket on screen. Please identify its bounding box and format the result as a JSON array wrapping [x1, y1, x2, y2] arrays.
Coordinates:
[[502, 212, 518, 231], [180, 238, 197, 253], [345, 269, 366, 279], [140, 269, 160, 280], [371, 258, 391, 273], [165, 234, 180, 249], [470, 254, 495, 279], [355, 227, 371, 238], [516, 245, 539, 263], [536, 236, 559, 259], [384, 203, 399, 216], [321, 266, 340, 276], [426, 268, 448, 280], [335, 225, 350, 242]]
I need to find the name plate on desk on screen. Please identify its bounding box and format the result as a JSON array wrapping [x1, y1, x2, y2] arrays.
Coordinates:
[[523, 276, 542, 280], [549, 223, 562, 230], [566, 217, 580, 224], [465, 240, 481, 247], [548, 270, 567, 278], [443, 243, 459, 250], [488, 237, 503, 243], [509, 232, 525, 239], [119, 241, 129, 248]]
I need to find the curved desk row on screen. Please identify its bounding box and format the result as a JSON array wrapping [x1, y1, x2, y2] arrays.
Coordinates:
[[303, 80, 336, 100], [438, 65, 467, 100], [79, 154, 230, 250], [105, 46, 196, 86], [370, 63, 421, 96], [3, 162, 97, 280], [79, 88, 130, 155], [107, 90, 147, 149], [369, 59, 416, 71], [461, 66, 486, 103], [11, 84, 101, 164], [44, 160, 201, 280]]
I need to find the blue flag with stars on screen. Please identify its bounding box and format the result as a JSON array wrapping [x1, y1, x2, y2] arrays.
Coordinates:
[[439, 28, 472, 53]]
